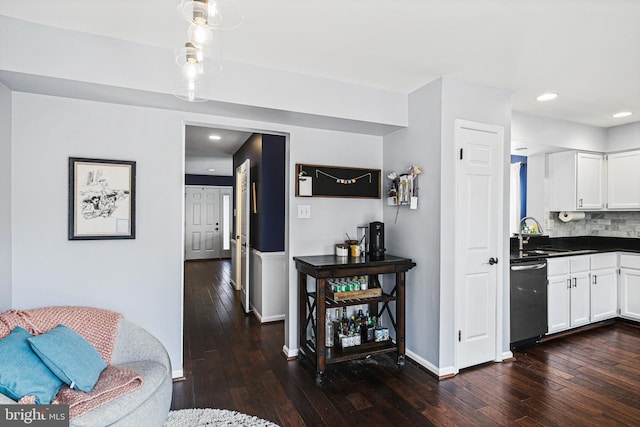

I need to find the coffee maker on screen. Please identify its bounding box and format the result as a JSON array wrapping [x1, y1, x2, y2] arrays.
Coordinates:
[[368, 221, 385, 259]]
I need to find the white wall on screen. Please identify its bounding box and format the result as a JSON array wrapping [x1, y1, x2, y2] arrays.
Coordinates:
[[11, 93, 185, 375], [9, 90, 385, 371], [606, 121, 640, 152], [0, 16, 406, 130], [0, 83, 11, 311], [383, 78, 443, 368], [383, 77, 511, 375], [285, 128, 384, 355], [440, 77, 512, 371], [512, 111, 606, 152]]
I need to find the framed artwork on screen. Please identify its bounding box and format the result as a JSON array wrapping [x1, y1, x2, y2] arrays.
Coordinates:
[[68, 157, 136, 240]]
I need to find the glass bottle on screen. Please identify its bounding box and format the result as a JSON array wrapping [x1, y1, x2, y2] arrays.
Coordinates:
[[325, 309, 334, 347]]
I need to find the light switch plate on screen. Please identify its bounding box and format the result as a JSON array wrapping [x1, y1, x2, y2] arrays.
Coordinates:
[[298, 204, 311, 219]]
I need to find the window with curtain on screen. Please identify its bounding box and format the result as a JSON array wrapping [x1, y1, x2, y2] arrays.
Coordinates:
[[510, 156, 527, 235]]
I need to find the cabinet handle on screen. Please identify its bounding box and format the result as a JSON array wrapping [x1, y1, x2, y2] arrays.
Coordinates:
[[567, 279, 571, 289], [593, 275, 597, 285], [573, 278, 577, 288]]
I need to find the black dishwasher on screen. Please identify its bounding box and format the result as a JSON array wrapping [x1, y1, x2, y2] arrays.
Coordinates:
[[510, 260, 548, 347]]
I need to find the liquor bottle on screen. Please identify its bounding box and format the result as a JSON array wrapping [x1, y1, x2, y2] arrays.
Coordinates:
[[333, 308, 340, 339], [341, 307, 349, 335], [325, 310, 334, 347]]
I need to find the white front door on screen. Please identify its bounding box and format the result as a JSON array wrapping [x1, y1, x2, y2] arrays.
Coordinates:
[[236, 160, 251, 313], [185, 187, 221, 260], [454, 119, 504, 371]]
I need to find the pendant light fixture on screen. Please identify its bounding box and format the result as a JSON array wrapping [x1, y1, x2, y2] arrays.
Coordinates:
[[179, 0, 245, 31], [173, 0, 244, 102]]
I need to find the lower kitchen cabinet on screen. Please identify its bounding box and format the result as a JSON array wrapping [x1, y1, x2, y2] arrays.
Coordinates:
[[547, 256, 590, 334], [590, 253, 618, 322], [619, 253, 640, 322]]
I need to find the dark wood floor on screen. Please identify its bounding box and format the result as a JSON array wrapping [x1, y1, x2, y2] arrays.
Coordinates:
[[172, 259, 640, 426]]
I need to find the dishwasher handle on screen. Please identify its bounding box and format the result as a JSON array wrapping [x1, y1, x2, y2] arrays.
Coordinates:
[[510, 263, 547, 271]]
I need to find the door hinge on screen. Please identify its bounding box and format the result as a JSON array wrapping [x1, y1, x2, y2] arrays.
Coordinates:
[[458, 330, 461, 342], [459, 148, 464, 160]]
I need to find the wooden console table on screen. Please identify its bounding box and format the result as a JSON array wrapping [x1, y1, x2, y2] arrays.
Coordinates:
[[293, 254, 416, 385]]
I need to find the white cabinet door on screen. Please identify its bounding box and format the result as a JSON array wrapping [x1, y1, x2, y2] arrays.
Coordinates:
[[590, 268, 618, 322], [570, 272, 591, 327], [620, 268, 640, 321], [548, 274, 570, 333], [576, 152, 605, 210], [548, 151, 604, 211], [608, 150, 640, 209]]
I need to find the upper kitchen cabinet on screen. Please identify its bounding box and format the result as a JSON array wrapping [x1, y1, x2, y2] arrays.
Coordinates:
[[548, 151, 605, 211], [607, 150, 640, 210]]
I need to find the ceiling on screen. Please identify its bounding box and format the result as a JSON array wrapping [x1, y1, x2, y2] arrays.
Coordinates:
[[2, 0, 639, 161]]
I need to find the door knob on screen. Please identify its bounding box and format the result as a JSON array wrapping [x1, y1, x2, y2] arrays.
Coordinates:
[[488, 257, 499, 265]]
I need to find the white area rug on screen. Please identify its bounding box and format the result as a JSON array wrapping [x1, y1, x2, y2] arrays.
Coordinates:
[[165, 408, 280, 427]]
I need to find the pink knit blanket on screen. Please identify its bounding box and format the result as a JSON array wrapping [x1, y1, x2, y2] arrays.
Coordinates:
[[1, 307, 144, 419], [0, 306, 121, 363]]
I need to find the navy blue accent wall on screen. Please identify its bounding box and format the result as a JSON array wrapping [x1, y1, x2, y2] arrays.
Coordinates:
[[233, 134, 286, 252], [260, 135, 286, 252], [185, 174, 233, 186], [511, 155, 527, 218]]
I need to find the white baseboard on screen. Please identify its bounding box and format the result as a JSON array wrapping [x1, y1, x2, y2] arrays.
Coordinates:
[[405, 349, 455, 378], [251, 304, 283, 323], [282, 345, 298, 359], [501, 350, 514, 360], [172, 369, 184, 379]]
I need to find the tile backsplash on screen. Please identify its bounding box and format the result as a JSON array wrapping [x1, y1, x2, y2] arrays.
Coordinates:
[[546, 211, 640, 238]]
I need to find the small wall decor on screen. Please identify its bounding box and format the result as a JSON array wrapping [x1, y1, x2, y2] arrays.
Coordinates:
[[295, 164, 381, 198], [68, 157, 136, 240], [387, 165, 422, 210]]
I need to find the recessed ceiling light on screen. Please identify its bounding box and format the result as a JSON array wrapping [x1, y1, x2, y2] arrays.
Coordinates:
[[536, 93, 558, 101], [208, 135, 221, 140], [207, 168, 216, 172], [514, 147, 527, 151], [612, 111, 633, 118]]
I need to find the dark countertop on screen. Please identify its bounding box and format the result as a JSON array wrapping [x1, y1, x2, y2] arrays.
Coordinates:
[[510, 236, 640, 263]]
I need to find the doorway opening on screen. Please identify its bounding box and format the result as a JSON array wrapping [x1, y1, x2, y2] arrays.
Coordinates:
[[182, 123, 289, 372]]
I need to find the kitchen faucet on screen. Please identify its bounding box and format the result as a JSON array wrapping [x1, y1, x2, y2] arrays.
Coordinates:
[[518, 216, 544, 251]]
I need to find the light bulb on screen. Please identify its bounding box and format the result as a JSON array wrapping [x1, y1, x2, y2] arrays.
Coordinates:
[[188, 22, 213, 48], [182, 61, 201, 80]]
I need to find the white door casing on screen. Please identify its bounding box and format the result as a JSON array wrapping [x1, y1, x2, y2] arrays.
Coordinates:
[[236, 160, 251, 313], [185, 187, 220, 260], [454, 119, 504, 371]]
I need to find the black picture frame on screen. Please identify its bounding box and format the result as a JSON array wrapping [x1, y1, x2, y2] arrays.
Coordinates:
[[68, 157, 136, 240], [295, 163, 381, 199]]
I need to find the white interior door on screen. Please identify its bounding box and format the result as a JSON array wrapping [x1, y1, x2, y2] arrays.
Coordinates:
[[185, 187, 220, 260], [454, 119, 503, 371], [236, 160, 251, 313]]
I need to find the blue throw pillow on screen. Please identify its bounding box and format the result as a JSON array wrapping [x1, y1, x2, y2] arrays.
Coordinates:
[[0, 326, 63, 404], [27, 324, 107, 393]]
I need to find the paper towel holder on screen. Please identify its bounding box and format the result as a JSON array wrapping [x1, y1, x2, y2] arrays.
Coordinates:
[[558, 211, 586, 222]]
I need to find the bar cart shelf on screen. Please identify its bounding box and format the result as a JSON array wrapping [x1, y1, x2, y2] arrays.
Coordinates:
[[293, 254, 416, 385]]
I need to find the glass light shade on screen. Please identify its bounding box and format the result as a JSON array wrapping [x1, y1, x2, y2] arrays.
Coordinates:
[[188, 22, 214, 48], [179, 0, 244, 30], [173, 77, 209, 103], [173, 42, 223, 103]]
